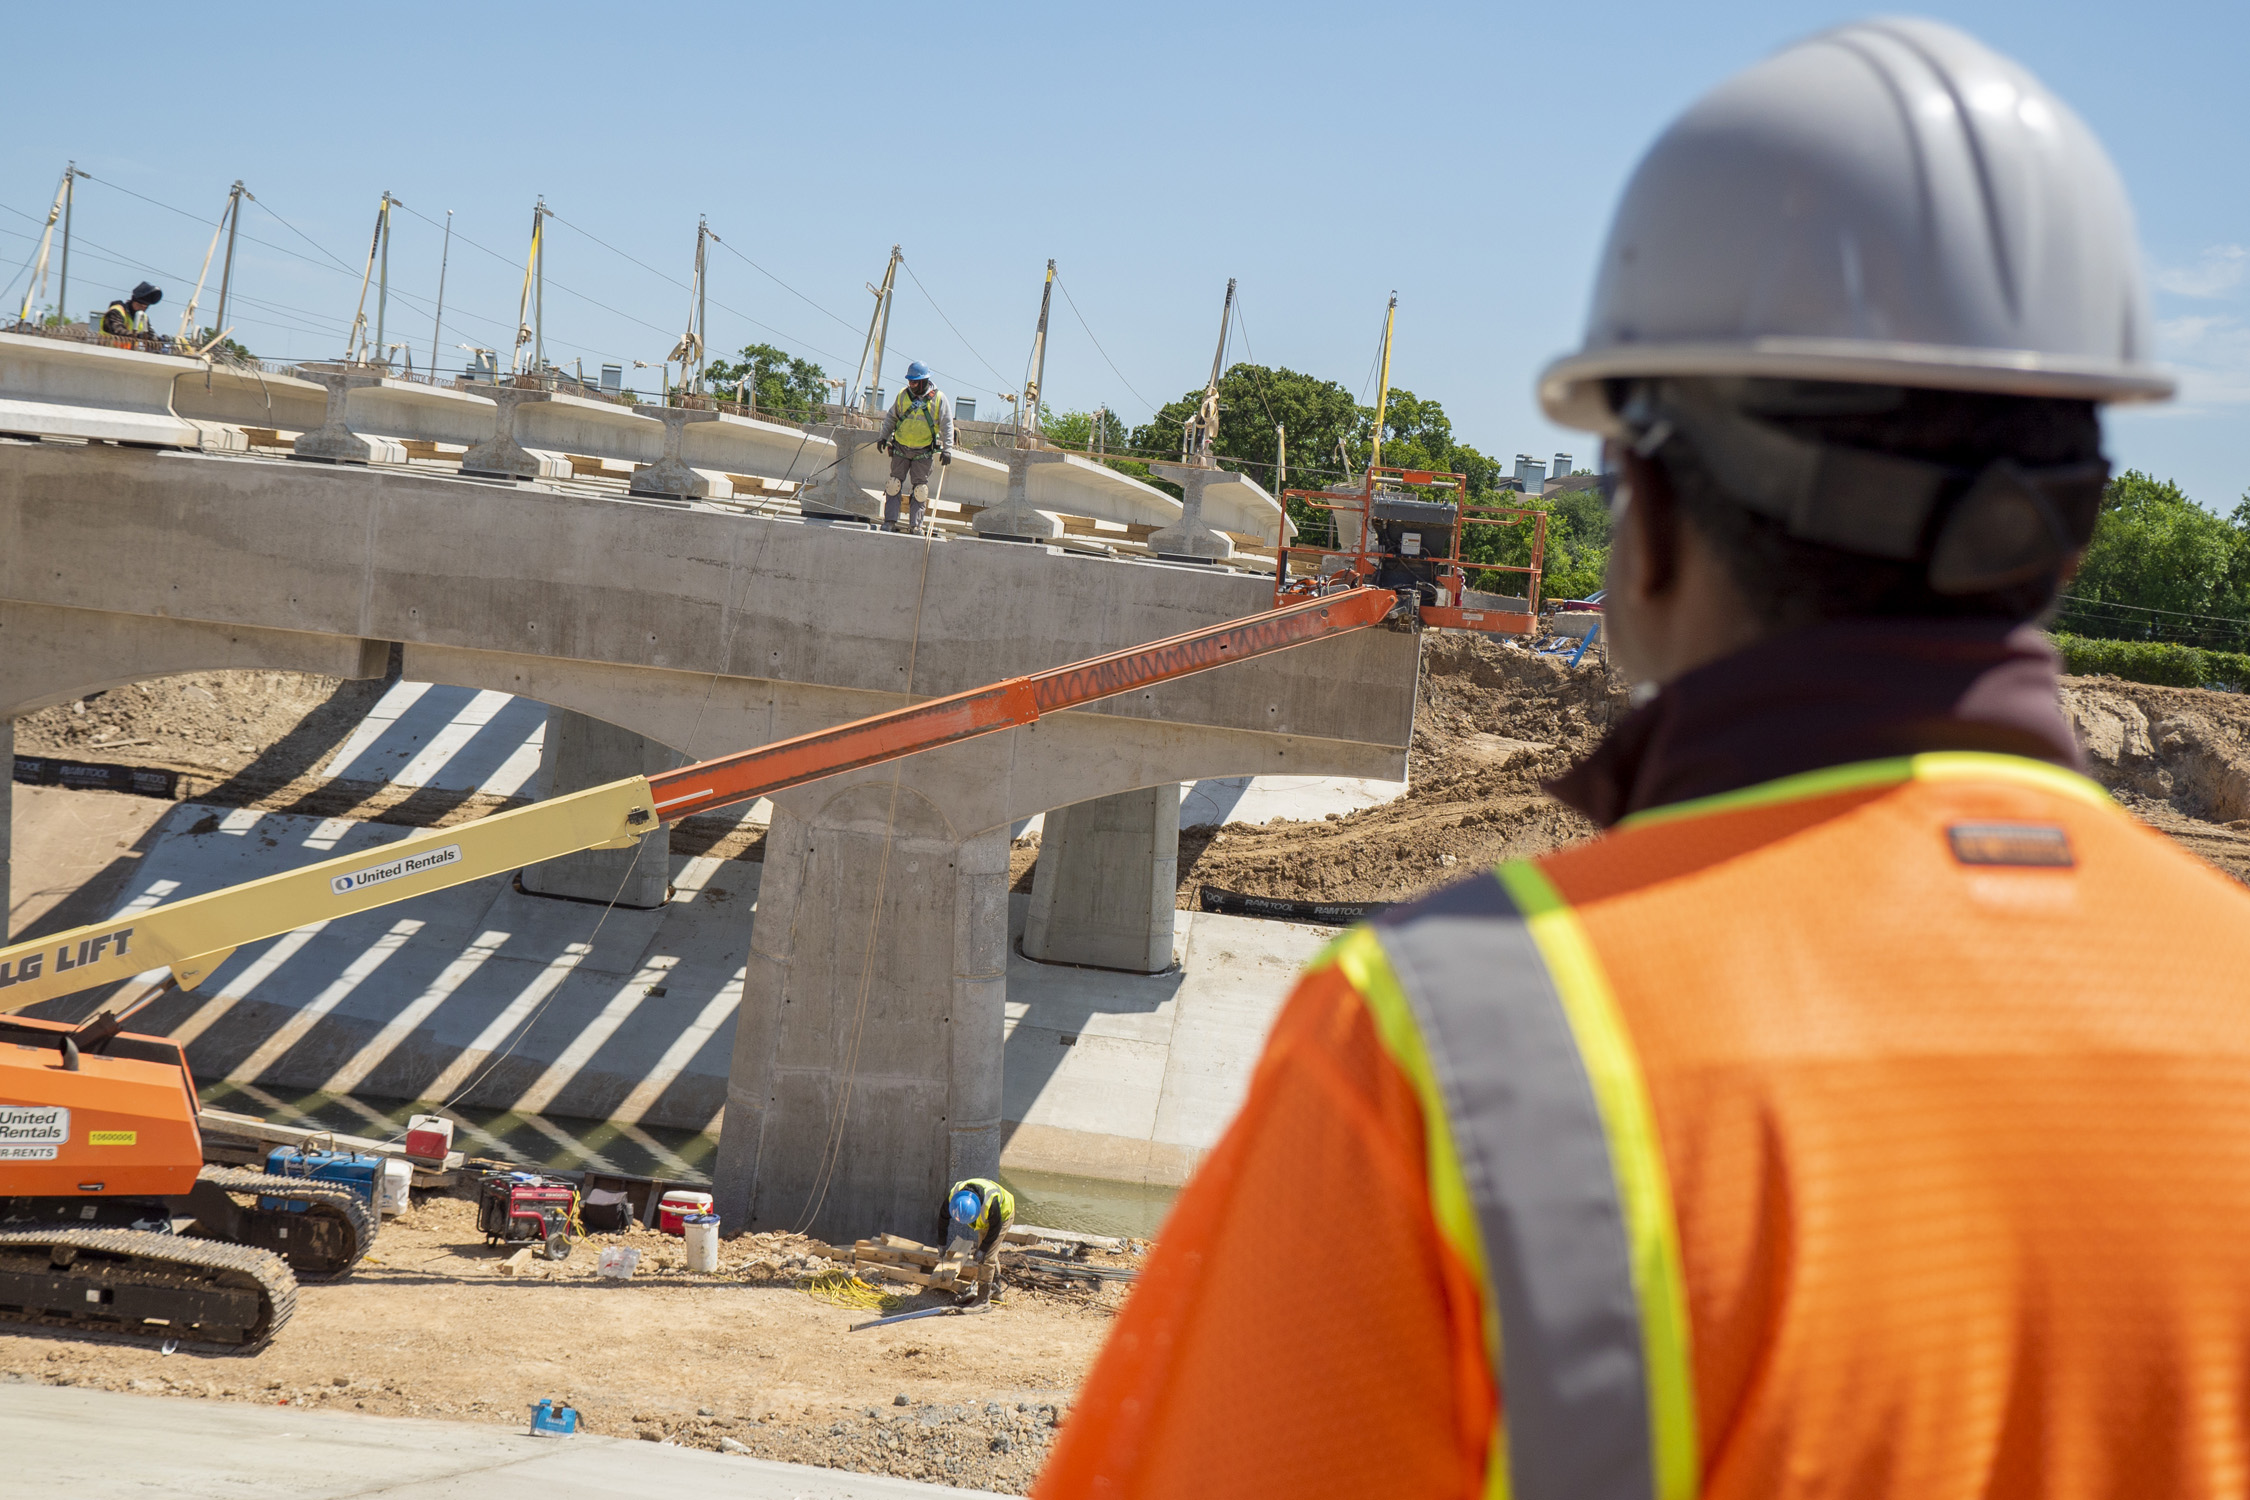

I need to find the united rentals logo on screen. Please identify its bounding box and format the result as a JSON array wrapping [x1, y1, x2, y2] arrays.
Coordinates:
[[331, 844, 463, 897], [0, 1105, 68, 1145]]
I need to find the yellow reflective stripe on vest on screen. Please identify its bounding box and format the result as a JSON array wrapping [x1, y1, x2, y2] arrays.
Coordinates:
[[1325, 925, 1510, 1500], [1618, 751, 2110, 832], [1497, 861, 1697, 1500], [1359, 872, 1697, 1500]]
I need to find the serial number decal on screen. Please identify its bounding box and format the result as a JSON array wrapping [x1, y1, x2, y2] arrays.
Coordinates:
[[331, 844, 462, 897], [88, 1130, 138, 1146], [0, 1105, 68, 1145]]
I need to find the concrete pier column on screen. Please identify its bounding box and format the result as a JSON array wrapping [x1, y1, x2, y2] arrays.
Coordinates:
[[519, 709, 674, 908], [630, 406, 728, 502], [970, 449, 1065, 542], [712, 779, 1009, 1241], [1146, 461, 1237, 563], [291, 368, 406, 465], [458, 386, 552, 480], [1022, 783, 1180, 973], [801, 426, 885, 522]]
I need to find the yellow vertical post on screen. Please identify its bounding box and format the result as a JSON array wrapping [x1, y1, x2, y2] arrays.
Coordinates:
[[1370, 292, 1397, 473]]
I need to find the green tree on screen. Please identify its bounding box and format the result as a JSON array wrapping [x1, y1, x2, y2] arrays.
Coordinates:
[[190, 326, 254, 361], [2060, 470, 2250, 648], [1041, 406, 1132, 455], [703, 342, 829, 421], [1131, 363, 1362, 515]]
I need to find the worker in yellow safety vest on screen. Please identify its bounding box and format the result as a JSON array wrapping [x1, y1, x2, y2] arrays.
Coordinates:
[[876, 360, 953, 533], [938, 1177, 1013, 1304], [101, 281, 161, 341], [1037, 18, 2250, 1500]]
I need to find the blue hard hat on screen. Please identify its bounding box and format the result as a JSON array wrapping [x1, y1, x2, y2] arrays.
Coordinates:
[[949, 1188, 983, 1226], [905, 361, 932, 384]]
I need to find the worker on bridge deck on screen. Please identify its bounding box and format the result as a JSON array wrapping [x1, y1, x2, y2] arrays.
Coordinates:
[[1039, 18, 2250, 1500], [937, 1177, 1012, 1305], [876, 360, 952, 533], [101, 281, 161, 342]]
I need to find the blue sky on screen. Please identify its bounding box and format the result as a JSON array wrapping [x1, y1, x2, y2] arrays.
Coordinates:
[[5, 2, 2244, 505]]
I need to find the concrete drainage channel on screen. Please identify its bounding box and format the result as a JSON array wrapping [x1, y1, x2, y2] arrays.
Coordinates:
[[196, 1083, 1178, 1238]]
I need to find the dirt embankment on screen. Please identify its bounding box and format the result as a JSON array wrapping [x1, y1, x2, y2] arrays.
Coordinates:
[[1173, 633, 1625, 904], [1, 1194, 1133, 1494], [17, 652, 2250, 907], [1169, 636, 2250, 904], [2062, 675, 2250, 883]]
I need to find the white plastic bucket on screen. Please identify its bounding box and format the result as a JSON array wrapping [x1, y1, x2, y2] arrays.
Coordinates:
[[375, 1157, 413, 1218], [683, 1214, 720, 1273], [596, 1245, 642, 1280]]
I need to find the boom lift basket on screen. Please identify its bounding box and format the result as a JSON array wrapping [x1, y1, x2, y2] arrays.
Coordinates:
[[1274, 466, 1547, 635]]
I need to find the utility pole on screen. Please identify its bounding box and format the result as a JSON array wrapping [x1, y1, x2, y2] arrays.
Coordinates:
[[212, 181, 248, 346], [1276, 423, 1285, 490], [1370, 292, 1397, 473], [512, 198, 550, 376], [851, 246, 901, 414], [16, 170, 70, 326], [1187, 277, 1235, 463], [429, 209, 452, 378], [374, 192, 400, 365], [56, 162, 87, 326], [534, 196, 549, 375], [676, 217, 717, 393], [1093, 405, 1107, 459], [1018, 259, 1056, 448]]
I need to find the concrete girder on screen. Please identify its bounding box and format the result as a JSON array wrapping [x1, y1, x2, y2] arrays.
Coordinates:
[[169, 363, 329, 436], [0, 332, 243, 452], [0, 445, 1420, 742], [0, 599, 389, 720]]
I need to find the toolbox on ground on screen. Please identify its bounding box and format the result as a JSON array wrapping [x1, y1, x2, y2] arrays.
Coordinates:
[[478, 1170, 580, 1260], [262, 1140, 384, 1209]]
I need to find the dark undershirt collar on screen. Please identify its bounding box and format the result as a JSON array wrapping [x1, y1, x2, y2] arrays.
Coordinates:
[[1545, 618, 2082, 829]]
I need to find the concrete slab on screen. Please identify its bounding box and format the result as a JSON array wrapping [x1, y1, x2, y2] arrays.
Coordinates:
[[0, 1383, 995, 1499], [1009, 771, 1408, 838], [1177, 771, 1408, 827], [319, 681, 549, 794], [999, 893, 1330, 1187]]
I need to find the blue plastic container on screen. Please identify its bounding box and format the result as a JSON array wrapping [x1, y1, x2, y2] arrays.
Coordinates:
[[529, 1399, 579, 1437], [260, 1143, 383, 1211]]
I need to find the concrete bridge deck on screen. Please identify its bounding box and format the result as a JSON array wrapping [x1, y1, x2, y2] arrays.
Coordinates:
[[0, 433, 1413, 1239]]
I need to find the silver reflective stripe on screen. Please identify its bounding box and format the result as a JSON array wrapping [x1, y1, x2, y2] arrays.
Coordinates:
[[1373, 873, 1654, 1500]]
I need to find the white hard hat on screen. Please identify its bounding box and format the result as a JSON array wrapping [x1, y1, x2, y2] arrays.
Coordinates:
[[1541, 17, 2173, 435]]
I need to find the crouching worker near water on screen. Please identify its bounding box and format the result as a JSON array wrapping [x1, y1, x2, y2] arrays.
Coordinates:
[[1037, 18, 2250, 1500], [937, 1177, 1013, 1306]]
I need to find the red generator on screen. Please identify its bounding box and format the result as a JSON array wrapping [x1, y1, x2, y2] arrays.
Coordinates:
[[477, 1171, 580, 1261]]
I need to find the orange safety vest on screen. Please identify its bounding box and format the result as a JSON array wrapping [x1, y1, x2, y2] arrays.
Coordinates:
[[1040, 753, 2250, 1499]]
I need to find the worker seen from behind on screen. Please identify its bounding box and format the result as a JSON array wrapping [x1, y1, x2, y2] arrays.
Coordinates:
[[876, 360, 952, 533], [1039, 18, 2250, 1500], [937, 1176, 1013, 1305], [102, 281, 161, 341]]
